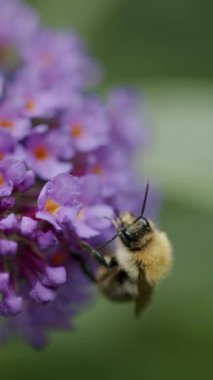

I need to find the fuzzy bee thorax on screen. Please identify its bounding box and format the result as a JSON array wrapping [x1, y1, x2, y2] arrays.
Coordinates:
[[115, 224, 173, 286], [135, 229, 173, 285], [115, 239, 140, 281]]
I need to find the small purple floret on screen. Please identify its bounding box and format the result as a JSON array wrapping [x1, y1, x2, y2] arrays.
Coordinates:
[[0, 213, 19, 234], [42, 266, 66, 288], [29, 281, 57, 304], [19, 216, 38, 237], [0, 272, 9, 292], [36, 230, 58, 250], [0, 240, 18, 256], [2, 295, 23, 316]]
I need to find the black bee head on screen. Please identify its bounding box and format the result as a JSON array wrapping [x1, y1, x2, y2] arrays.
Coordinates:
[[120, 217, 151, 249], [119, 181, 152, 250], [98, 183, 152, 251]]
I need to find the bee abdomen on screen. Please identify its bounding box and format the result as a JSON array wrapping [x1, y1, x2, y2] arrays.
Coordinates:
[[97, 267, 138, 302]]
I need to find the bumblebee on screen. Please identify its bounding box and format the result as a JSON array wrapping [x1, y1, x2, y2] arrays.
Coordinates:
[[79, 184, 173, 315]]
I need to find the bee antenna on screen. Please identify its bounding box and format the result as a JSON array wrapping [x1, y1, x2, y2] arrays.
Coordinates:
[[97, 233, 119, 250], [140, 181, 149, 217], [103, 216, 112, 222], [96, 213, 120, 249]]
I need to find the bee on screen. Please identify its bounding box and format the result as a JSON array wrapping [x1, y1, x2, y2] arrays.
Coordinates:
[[79, 183, 173, 315]]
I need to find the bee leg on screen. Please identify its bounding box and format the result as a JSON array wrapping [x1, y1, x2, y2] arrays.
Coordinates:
[[80, 241, 118, 268], [108, 257, 118, 268], [72, 253, 97, 283]]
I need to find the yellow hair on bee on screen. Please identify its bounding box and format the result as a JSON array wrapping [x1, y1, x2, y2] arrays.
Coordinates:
[[135, 223, 173, 285], [119, 211, 136, 225]]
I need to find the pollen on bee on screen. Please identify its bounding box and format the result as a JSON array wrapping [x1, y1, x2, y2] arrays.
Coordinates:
[[0, 173, 5, 186], [70, 123, 84, 138], [0, 119, 14, 128], [0, 152, 5, 160], [33, 146, 49, 160], [44, 198, 60, 215]]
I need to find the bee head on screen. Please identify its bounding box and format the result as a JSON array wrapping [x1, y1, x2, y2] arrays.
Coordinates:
[[97, 182, 152, 251], [119, 182, 152, 249], [120, 216, 151, 248]]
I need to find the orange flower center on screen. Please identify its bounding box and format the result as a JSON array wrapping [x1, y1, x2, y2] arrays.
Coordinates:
[[33, 146, 49, 160], [39, 53, 53, 65], [25, 99, 36, 111], [0, 152, 5, 160], [77, 208, 85, 220], [70, 123, 84, 138], [92, 164, 104, 175], [51, 251, 67, 266], [44, 198, 60, 215], [0, 119, 14, 128], [0, 173, 5, 186]]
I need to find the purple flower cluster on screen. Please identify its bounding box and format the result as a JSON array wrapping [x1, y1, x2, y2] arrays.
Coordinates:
[[0, 0, 158, 348]]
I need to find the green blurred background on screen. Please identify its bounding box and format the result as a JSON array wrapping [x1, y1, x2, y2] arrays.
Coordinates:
[[1, 1, 213, 379]]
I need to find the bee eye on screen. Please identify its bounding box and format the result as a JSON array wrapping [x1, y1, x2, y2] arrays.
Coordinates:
[[140, 217, 150, 229], [122, 229, 131, 241], [122, 228, 138, 242]]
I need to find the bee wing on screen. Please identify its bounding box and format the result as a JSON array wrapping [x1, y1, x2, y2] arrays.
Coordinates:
[[135, 267, 153, 317]]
